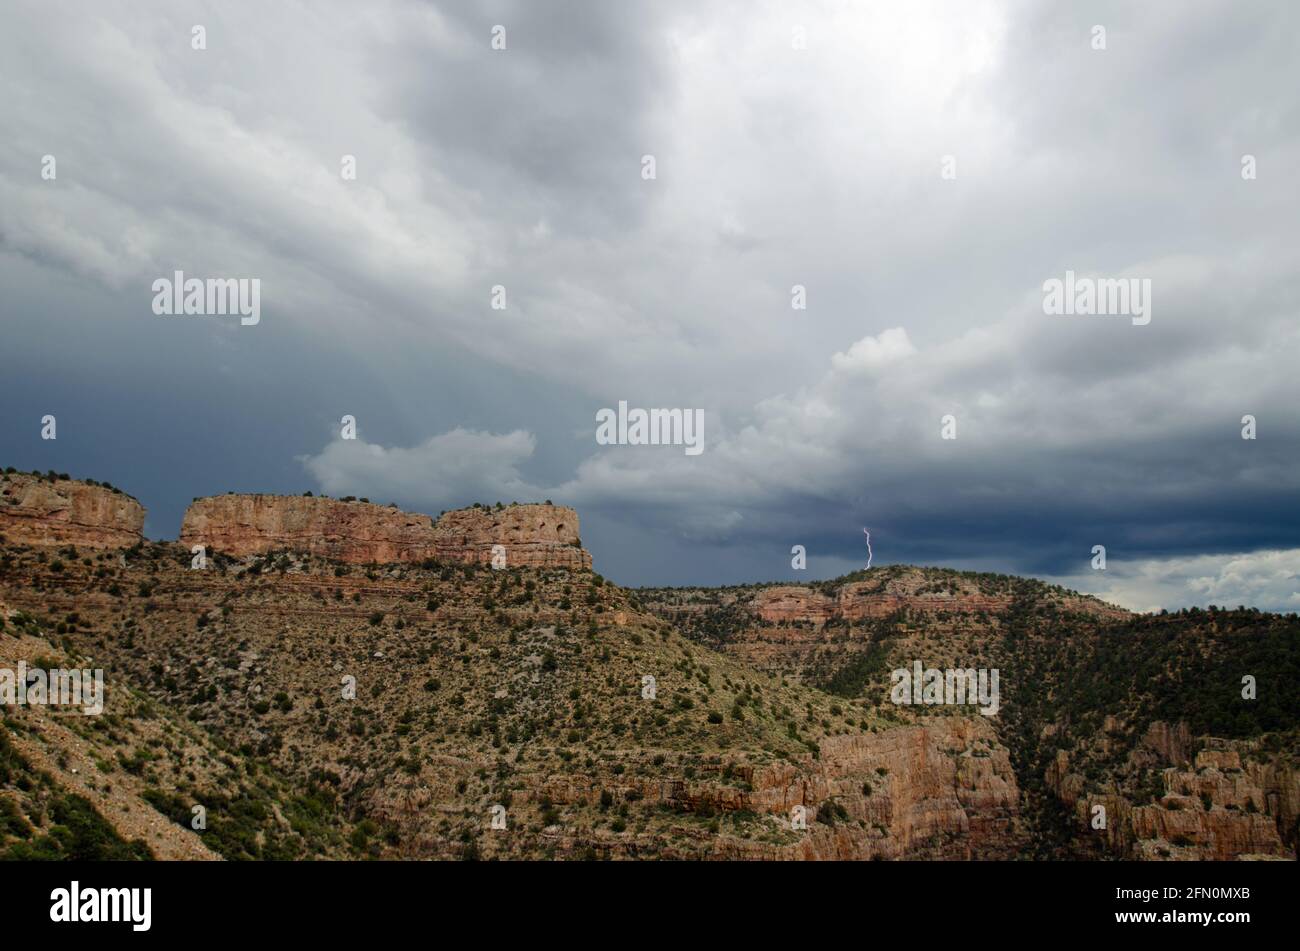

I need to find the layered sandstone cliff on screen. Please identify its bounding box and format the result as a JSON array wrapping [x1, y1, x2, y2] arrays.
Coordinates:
[[0, 473, 145, 549], [1047, 721, 1296, 860], [528, 717, 1022, 860], [179, 494, 590, 569], [180, 495, 437, 564], [754, 571, 1127, 625], [430, 504, 588, 568]]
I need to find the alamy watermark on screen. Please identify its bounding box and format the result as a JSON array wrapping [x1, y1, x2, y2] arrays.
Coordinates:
[[1, 663, 104, 715], [1042, 270, 1150, 326], [596, 401, 703, 456], [890, 660, 999, 716], [152, 271, 261, 326], [50, 881, 150, 931]]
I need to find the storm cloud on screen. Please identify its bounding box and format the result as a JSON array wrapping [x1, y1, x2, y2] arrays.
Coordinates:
[[2, 1, 1297, 609]]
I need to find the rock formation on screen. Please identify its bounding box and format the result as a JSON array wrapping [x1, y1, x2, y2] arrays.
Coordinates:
[[180, 494, 590, 569], [2, 471, 1293, 863], [179, 495, 437, 564], [1047, 721, 1296, 860], [0, 473, 144, 549], [530, 717, 1021, 860], [753, 571, 1127, 626], [430, 504, 588, 569]]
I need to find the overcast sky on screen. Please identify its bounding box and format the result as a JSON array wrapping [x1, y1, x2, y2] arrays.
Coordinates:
[[2, 0, 1297, 610]]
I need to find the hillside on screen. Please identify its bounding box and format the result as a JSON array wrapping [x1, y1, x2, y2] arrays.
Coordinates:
[[0, 477, 1021, 860], [639, 568, 1300, 859], [0, 471, 1295, 861]]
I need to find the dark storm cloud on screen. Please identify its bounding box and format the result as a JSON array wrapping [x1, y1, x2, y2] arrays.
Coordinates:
[[381, 0, 677, 235], [1, 0, 1297, 610]]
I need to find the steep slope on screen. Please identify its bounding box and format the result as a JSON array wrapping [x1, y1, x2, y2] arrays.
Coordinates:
[[640, 569, 1300, 860], [0, 602, 216, 860], [0, 595, 361, 861], [0, 537, 1022, 859], [5, 472, 1291, 861]]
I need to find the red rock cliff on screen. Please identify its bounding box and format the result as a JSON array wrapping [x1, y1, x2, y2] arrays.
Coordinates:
[[431, 505, 588, 568], [754, 569, 1127, 625], [0, 473, 145, 549], [1047, 722, 1296, 860], [530, 716, 1022, 860], [179, 495, 591, 569]]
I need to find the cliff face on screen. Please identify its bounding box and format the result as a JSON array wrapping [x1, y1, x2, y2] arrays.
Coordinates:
[[753, 572, 1127, 626], [0, 474, 144, 549], [179, 495, 591, 569], [491, 716, 1021, 860], [179, 495, 437, 564], [1047, 722, 1297, 861], [431, 504, 587, 569]]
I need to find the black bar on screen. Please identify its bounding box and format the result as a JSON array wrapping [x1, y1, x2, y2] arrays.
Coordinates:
[[3, 859, 1286, 938]]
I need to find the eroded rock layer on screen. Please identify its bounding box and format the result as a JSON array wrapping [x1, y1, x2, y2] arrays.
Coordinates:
[[1048, 722, 1297, 861], [180, 495, 590, 569], [754, 573, 1127, 625], [0, 474, 145, 549], [515, 716, 1022, 860]]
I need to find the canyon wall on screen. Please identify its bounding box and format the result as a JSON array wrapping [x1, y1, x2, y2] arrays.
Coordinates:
[[529, 717, 1021, 860], [430, 504, 588, 569], [1047, 721, 1296, 861], [179, 495, 437, 564], [0, 473, 145, 549], [180, 494, 590, 569], [754, 574, 1127, 626]]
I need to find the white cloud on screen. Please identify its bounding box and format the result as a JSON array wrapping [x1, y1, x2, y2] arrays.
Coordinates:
[[830, 328, 916, 373], [1049, 548, 1300, 615]]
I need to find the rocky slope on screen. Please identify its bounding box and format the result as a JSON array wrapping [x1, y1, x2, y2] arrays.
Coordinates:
[[1, 473, 1294, 861], [639, 566, 1126, 680], [0, 471, 144, 549], [752, 572, 1127, 625], [640, 567, 1300, 861], [1047, 724, 1296, 860], [0, 600, 220, 860], [0, 535, 1020, 860]]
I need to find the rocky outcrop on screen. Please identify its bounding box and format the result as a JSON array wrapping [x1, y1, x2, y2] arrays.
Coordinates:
[[180, 495, 591, 569], [533, 717, 1021, 860], [753, 571, 1126, 626], [1048, 721, 1296, 861], [180, 495, 437, 564], [0, 473, 144, 549], [754, 587, 835, 624], [431, 504, 589, 569], [1133, 720, 1193, 768], [1128, 745, 1290, 860]]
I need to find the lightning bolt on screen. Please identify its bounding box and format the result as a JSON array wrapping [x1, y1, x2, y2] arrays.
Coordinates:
[[863, 528, 873, 569]]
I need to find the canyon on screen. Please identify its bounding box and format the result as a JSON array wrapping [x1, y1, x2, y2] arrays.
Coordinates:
[[1, 472, 1295, 861]]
